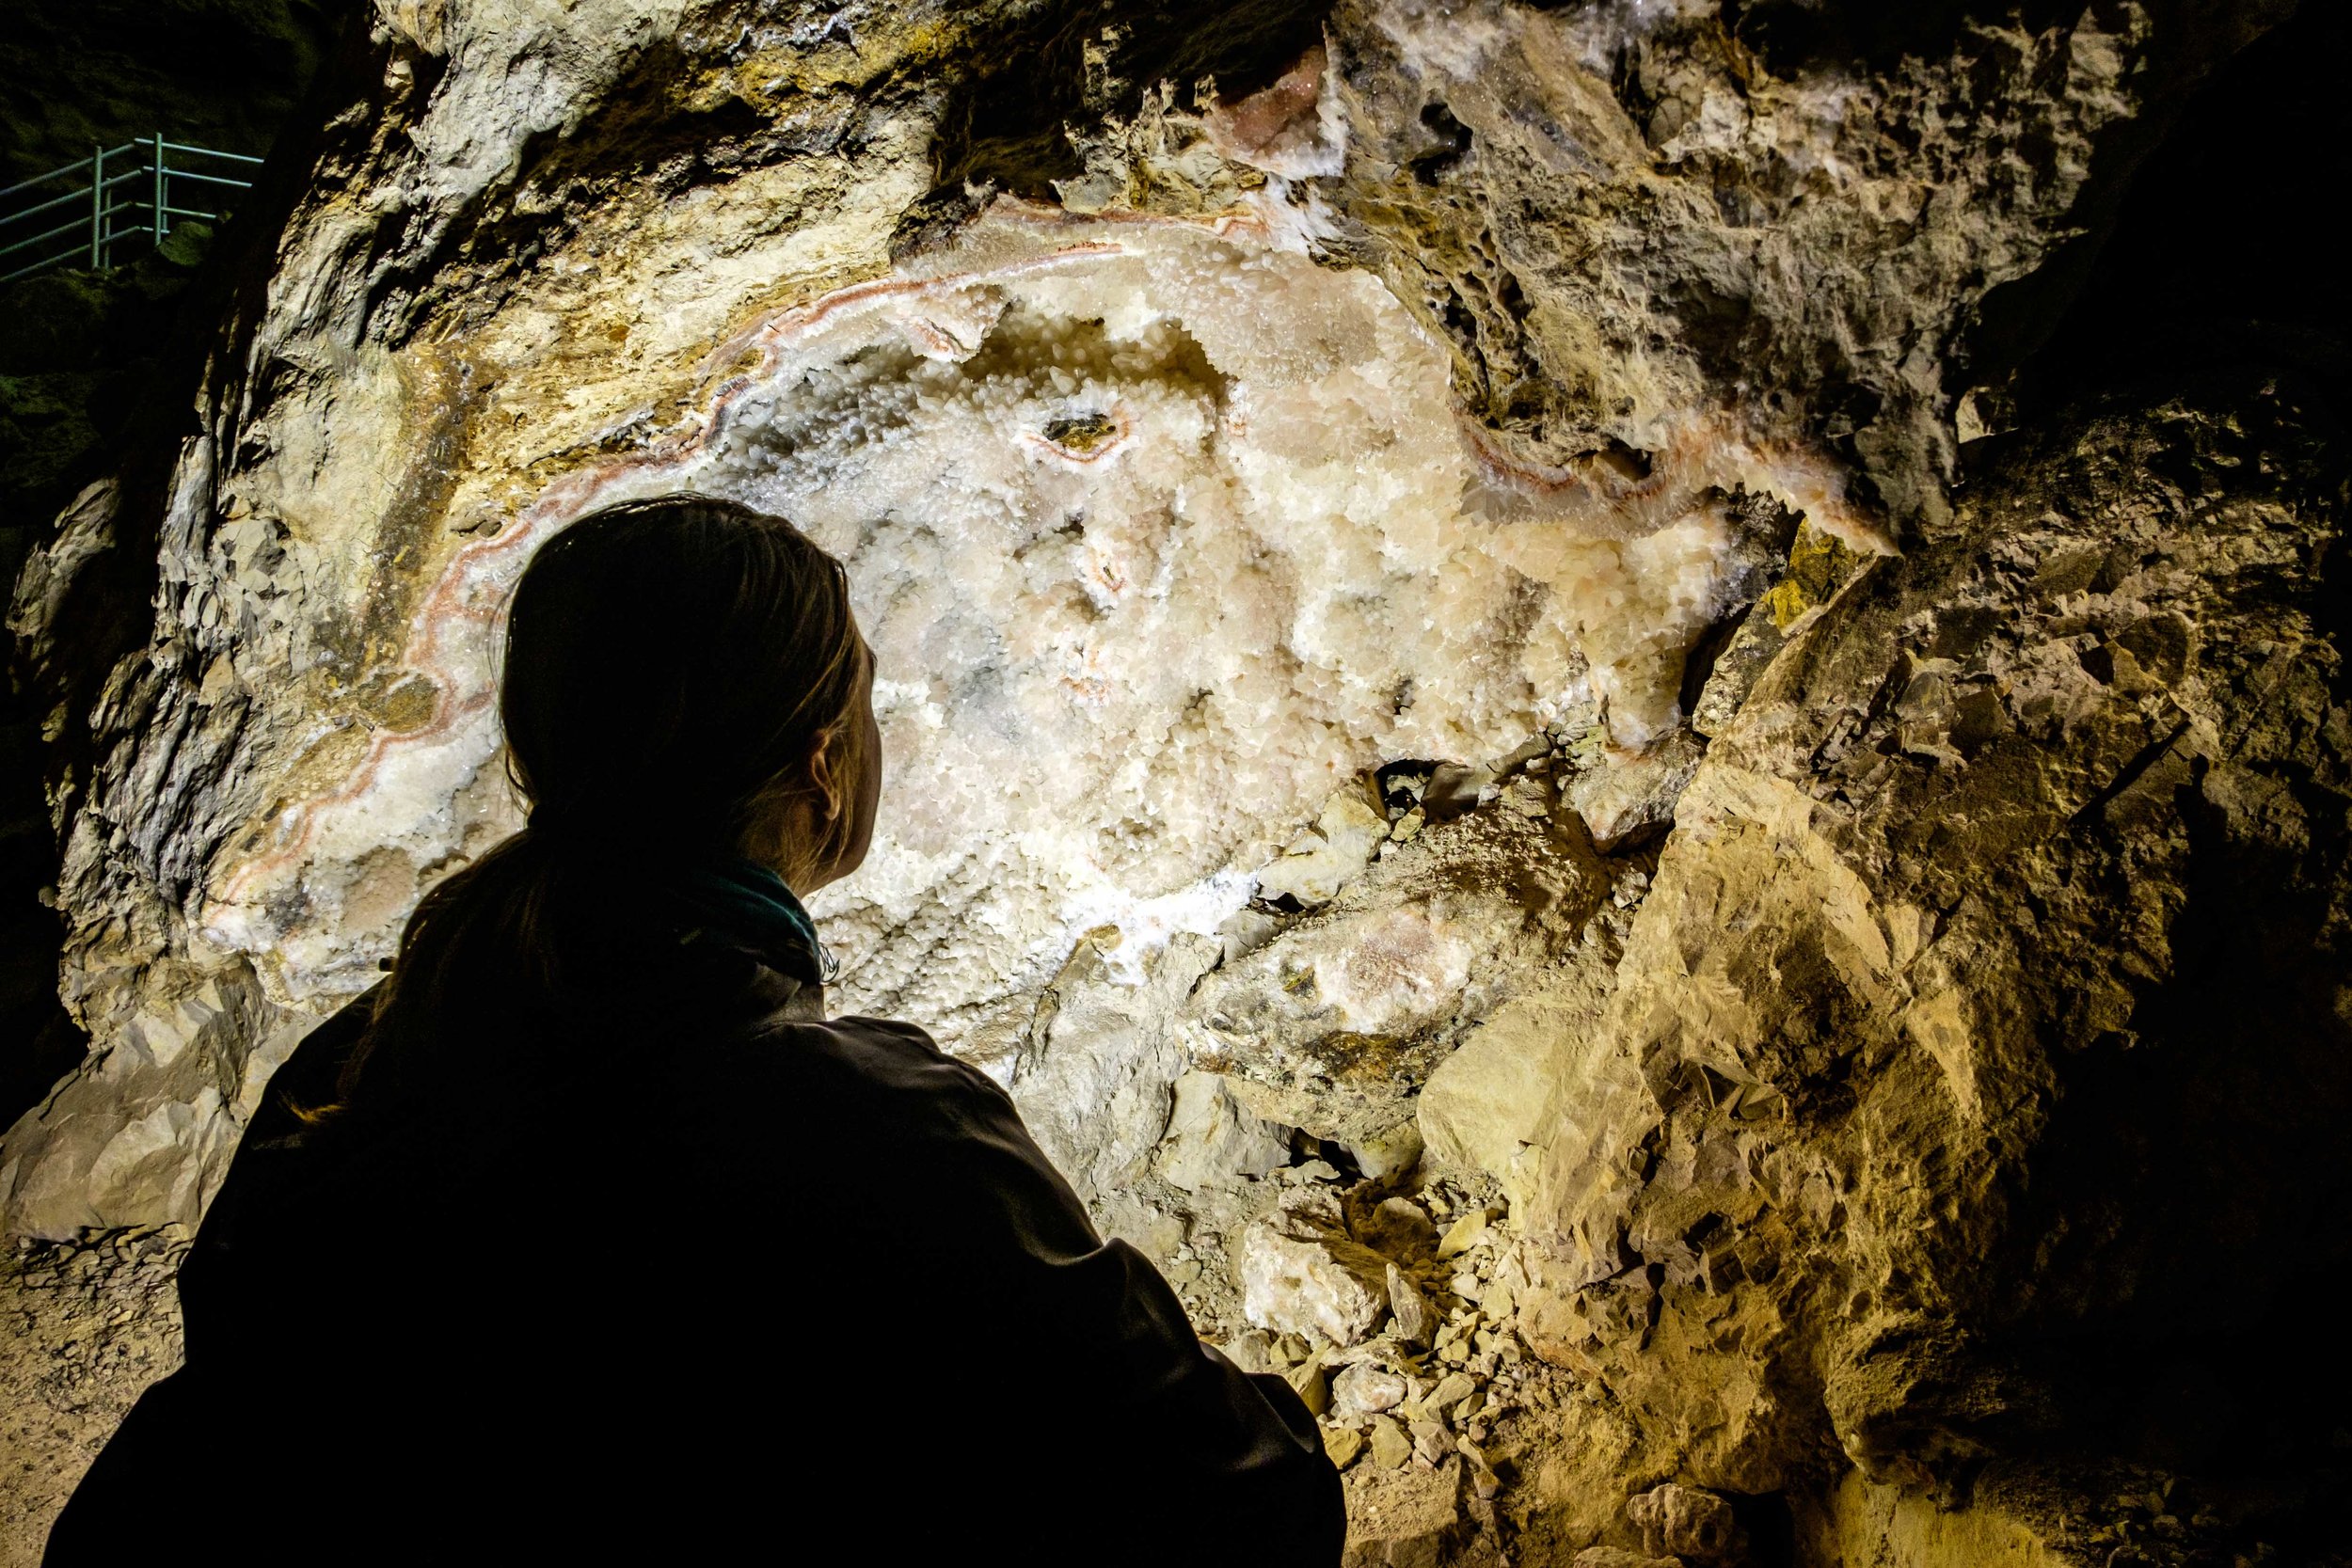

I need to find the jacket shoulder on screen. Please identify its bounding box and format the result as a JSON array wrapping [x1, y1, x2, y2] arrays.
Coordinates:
[[718, 1011, 1098, 1249], [730, 1012, 1023, 1143]]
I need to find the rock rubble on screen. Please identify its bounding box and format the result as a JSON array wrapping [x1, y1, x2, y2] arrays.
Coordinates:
[[2, 1227, 189, 1562]]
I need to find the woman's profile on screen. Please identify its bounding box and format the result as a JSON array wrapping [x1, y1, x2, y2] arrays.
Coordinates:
[[47, 498, 1343, 1564]]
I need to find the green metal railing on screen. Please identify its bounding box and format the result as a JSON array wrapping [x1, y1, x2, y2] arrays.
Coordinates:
[[0, 135, 262, 285]]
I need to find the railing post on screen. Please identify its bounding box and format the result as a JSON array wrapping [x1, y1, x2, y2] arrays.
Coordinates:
[[153, 133, 167, 245], [88, 143, 103, 269]]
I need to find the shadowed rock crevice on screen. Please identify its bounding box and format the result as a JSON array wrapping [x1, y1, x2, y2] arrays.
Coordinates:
[[926, 0, 1332, 198], [1984, 0, 2352, 428]]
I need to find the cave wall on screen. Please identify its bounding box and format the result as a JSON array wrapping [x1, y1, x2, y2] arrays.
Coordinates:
[[5, 0, 2345, 1561], [1520, 377, 2352, 1504], [0, 0, 350, 1165], [5, 0, 2273, 1231]]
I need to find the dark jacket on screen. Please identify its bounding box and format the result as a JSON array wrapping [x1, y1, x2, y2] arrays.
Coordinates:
[[48, 910, 1343, 1564]]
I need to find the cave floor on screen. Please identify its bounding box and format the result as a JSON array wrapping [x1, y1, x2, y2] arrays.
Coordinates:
[[1, 1228, 188, 1566]]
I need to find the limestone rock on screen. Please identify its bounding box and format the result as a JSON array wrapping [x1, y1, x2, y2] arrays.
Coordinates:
[[11, 0, 2258, 1257], [1426, 1372, 1477, 1414], [1522, 384, 2352, 1499], [1436, 1210, 1491, 1260], [1384, 1263, 1433, 1349], [1629, 1483, 1741, 1564], [1419, 762, 1494, 823], [1343, 1459, 1468, 1567], [1336, 0, 2279, 558], [1221, 1331, 1274, 1375], [1184, 806, 1604, 1164], [1333, 1120, 1422, 1183], [1237, 1220, 1391, 1347], [1254, 787, 1391, 910], [8, 480, 117, 654], [0, 964, 309, 1233], [0, 1, 2337, 1556], [1357, 1196, 1438, 1260], [1009, 934, 1216, 1208], [1323, 1425, 1365, 1470], [1571, 1552, 1680, 1568], [1284, 1359, 1330, 1418], [1331, 1363, 1408, 1421], [1408, 1418, 1453, 1465], [1155, 1071, 1293, 1193], [1459, 1438, 1502, 1501], [1365, 1415, 1412, 1472], [1417, 954, 1616, 1208], [1563, 733, 1706, 852]]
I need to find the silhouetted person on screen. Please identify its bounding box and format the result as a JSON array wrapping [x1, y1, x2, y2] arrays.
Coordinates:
[[48, 499, 1343, 1565]]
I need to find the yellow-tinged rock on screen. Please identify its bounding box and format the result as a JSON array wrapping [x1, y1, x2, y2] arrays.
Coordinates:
[[1367, 1415, 1413, 1470], [1436, 1209, 1491, 1259], [1286, 1359, 1331, 1418]]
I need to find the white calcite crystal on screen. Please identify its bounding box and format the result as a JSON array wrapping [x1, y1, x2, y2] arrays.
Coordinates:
[[195, 209, 1801, 1046], [1237, 1217, 1392, 1347]]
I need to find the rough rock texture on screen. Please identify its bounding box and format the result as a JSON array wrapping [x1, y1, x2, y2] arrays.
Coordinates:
[[5, 0, 2347, 1562], [0, 0, 343, 1147], [0, 1228, 190, 1567], [1627, 1482, 1740, 1562], [1327, 0, 2286, 527], [1158, 1069, 1295, 1193], [1415, 940, 1617, 1209], [1241, 1216, 1394, 1346], [1518, 378, 2352, 1541], [1184, 803, 1607, 1163], [10, 0, 2251, 1237]]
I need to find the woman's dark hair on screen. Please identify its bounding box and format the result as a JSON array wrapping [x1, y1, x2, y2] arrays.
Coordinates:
[[321, 495, 866, 1111]]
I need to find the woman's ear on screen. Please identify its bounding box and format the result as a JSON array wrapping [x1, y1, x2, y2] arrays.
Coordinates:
[[804, 724, 846, 824]]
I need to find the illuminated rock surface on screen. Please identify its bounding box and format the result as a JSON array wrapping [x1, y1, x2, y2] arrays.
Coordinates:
[[5, 0, 2349, 1564]]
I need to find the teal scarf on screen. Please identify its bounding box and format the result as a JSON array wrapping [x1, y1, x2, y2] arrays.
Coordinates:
[[672, 858, 830, 982]]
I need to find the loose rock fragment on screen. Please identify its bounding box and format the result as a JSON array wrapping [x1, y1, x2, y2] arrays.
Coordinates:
[[1386, 1262, 1435, 1348], [1420, 970, 1617, 1208], [1157, 1072, 1293, 1192], [1284, 1359, 1330, 1418], [1331, 1363, 1408, 1420], [1339, 1122, 1424, 1183], [1221, 1329, 1275, 1374], [1367, 1415, 1413, 1470], [1457, 1437, 1502, 1500], [1238, 1221, 1392, 1346], [1421, 762, 1493, 822], [1254, 788, 1389, 909], [1563, 732, 1705, 851], [1437, 1210, 1491, 1260], [1323, 1426, 1365, 1469], [1426, 1371, 1477, 1414], [1408, 1418, 1454, 1465], [1359, 1196, 1438, 1259], [1629, 1482, 1742, 1564]]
